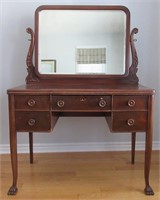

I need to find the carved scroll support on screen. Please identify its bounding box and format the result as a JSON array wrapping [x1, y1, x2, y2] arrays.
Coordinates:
[[125, 28, 139, 84], [25, 28, 39, 84]]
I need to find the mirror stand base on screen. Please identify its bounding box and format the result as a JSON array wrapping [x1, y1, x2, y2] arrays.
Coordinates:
[[7, 186, 18, 195]]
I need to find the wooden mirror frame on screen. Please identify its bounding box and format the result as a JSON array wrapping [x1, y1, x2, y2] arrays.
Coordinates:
[[26, 5, 139, 85]]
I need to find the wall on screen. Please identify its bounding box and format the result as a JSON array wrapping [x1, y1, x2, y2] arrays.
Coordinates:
[[0, 0, 159, 153]]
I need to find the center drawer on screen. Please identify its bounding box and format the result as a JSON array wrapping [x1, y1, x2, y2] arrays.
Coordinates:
[[52, 95, 112, 111]]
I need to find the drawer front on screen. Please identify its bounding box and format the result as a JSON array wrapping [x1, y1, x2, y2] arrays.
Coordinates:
[[15, 111, 51, 132], [111, 111, 147, 132], [15, 95, 50, 110], [113, 96, 148, 110], [52, 95, 111, 111]]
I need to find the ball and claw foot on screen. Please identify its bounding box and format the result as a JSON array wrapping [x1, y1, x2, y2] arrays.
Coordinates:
[[7, 186, 18, 195], [144, 185, 154, 195]]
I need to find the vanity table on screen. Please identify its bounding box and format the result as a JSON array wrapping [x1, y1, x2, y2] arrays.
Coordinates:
[[7, 5, 155, 195]]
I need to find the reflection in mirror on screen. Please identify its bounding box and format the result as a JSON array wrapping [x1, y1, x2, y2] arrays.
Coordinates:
[[37, 9, 127, 75]]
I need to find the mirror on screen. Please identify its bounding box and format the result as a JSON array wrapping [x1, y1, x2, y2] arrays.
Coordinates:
[[35, 6, 130, 76]]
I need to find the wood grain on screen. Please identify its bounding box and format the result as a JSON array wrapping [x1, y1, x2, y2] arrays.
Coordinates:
[[0, 151, 159, 199]]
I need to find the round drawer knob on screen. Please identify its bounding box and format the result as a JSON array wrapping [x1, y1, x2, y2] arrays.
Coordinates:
[[28, 99, 36, 107], [28, 119, 36, 126], [57, 100, 65, 108], [99, 98, 107, 108], [128, 99, 136, 107], [127, 119, 135, 126]]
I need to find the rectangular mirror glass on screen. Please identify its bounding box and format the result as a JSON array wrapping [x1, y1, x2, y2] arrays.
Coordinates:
[[35, 6, 130, 76]]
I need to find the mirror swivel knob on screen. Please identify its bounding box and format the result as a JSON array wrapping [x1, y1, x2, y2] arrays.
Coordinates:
[[57, 100, 65, 108], [28, 119, 36, 126], [127, 119, 135, 126], [128, 99, 136, 107], [28, 99, 36, 107], [99, 98, 107, 108]]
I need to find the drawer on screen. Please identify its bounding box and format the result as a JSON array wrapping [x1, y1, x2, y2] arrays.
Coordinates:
[[109, 111, 147, 132], [52, 95, 111, 111], [113, 96, 148, 110], [15, 95, 50, 110], [15, 111, 52, 132]]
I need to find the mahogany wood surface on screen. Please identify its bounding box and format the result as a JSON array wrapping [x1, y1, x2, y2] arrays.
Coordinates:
[[7, 84, 155, 196]]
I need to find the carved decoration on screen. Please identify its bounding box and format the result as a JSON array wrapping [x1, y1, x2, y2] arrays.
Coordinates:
[[125, 28, 139, 84], [26, 28, 39, 84]]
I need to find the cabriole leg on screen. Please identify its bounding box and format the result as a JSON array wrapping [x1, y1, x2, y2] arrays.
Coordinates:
[[144, 95, 154, 195], [7, 130, 18, 195], [144, 131, 154, 195], [8, 94, 18, 195]]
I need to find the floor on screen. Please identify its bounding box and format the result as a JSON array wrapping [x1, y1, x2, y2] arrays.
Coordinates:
[[0, 151, 159, 200]]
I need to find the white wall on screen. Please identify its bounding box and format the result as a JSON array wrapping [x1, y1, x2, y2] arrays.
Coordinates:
[[0, 0, 160, 153]]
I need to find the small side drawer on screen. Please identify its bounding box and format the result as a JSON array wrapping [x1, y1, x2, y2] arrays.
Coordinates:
[[110, 111, 147, 132], [15, 95, 50, 110], [15, 111, 51, 132], [113, 96, 148, 110], [52, 95, 112, 111]]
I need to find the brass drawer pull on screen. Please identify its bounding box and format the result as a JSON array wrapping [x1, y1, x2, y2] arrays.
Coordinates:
[[99, 98, 107, 108], [28, 119, 36, 126], [27, 99, 36, 107], [57, 100, 65, 108], [127, 119, 135, 126], [128, 99, 136, 107]]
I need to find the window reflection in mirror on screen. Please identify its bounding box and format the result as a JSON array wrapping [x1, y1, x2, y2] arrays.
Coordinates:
[[37, 9, 127, 75]]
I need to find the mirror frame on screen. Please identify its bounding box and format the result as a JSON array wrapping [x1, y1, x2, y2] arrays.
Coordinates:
[[26, 5, 139, 85], [35, 5, 130, 78]]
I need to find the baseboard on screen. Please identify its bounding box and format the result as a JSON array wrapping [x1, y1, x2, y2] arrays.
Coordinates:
[[0, 141, 160, 154]]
